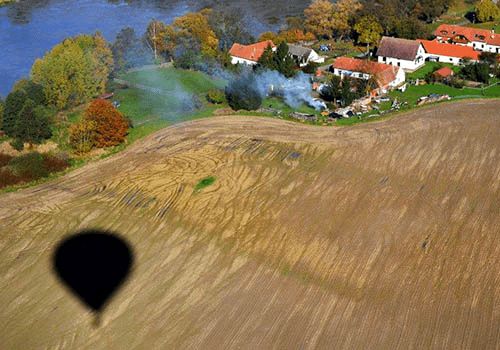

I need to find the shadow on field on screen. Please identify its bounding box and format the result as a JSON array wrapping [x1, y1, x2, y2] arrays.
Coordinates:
[[52, 229, 134, 324]]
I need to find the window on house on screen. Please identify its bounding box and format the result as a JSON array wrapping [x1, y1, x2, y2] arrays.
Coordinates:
[[450, 58, 453, 62]]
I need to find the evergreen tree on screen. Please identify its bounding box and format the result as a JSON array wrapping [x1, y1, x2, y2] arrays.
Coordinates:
[[275, 42, 296, 78], [320, 75, 342, 102], [3, 89, 28, 136], [257, 45, 277, 70], [341, 78, 354, 106], [13, 99, 52, 148], [257, 42, 296, 78], [0, 98, 4, 132]]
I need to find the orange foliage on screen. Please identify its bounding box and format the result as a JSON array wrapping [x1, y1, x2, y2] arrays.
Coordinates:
[[278, 29, 316, 43], [84, 100, 128, 148]]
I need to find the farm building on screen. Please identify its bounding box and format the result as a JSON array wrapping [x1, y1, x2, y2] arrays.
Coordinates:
[[434, 24, 500, 53], [288, 44, 325, 67], [433, 67, 454, 80], [229, 40, 276, 65], [331, 57, 406, 94], [418, 40, 480, 65], [377, 36, 426, 71]]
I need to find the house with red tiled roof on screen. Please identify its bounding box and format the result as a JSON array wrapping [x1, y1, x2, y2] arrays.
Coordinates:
[[331, 57, 405, 94], [229, 40, 276, 65], [418, 40, 480, 65], [434, 24, 500, 53]]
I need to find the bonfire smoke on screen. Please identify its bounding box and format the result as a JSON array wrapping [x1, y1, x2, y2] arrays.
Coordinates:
[[253, 70, 323, 110], [226, 67, 323, 110]]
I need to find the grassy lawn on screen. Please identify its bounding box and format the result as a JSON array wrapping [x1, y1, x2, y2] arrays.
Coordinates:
[[314, 40, 363, 60], [260, 97, 319, 115], [407, 62, 460, 80], [468, 22, 500, 32], [390, 82, 500, 106], [115, 67, 226, 125]]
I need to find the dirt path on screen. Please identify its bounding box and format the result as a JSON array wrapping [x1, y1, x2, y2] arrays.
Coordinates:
[[0, 100, 499, 349]]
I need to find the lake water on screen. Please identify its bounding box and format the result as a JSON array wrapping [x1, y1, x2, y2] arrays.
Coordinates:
[[0, 0, 308, 97]]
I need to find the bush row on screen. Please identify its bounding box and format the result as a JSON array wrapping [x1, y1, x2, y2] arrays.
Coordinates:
[[0, 152, 70, 189]]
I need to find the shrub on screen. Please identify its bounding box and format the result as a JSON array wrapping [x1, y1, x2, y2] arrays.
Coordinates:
[[0, 168, 20, 189], [0, 153, 13, 167], [8, 152, 49, 180], [42, 153, 70, 173], [302, 62, 319, 74], [206, 89, 226, 104], [84, 99, 129, 147], [10, 138, 24, 151], [69, 120, 98, 154], [448, 77, 465, 89], [460, 62, 490, 83]]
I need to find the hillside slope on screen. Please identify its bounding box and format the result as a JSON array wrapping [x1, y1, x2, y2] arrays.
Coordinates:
[[0, 100, 499, 349]]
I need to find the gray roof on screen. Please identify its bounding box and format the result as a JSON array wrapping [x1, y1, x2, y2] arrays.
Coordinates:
[[288, 44, 313, 58], [377, 36, 422, 61]]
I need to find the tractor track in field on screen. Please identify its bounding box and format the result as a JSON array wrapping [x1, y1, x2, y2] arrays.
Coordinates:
[[0, 99, 499, 349]]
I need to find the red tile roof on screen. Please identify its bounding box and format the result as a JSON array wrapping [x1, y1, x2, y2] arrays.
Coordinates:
[[418, 40, 480, 60], [434, 24, 500, 46], [433, 66, 454, 78], [332, 57, 400, 88], [229, 40, 275, 62]]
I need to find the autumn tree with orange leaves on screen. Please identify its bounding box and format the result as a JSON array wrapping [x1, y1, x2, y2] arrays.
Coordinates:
[[83, 99, 129, 148]]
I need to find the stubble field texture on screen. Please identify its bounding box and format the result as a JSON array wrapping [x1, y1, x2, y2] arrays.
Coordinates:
[[0, 100, 499, 349]]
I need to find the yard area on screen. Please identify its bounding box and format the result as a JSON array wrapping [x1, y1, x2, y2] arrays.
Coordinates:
[[101, 67, 226, 146], [390, 82, 500, 106], [406, 62, 461, 80], [115, 67, 225, 124]]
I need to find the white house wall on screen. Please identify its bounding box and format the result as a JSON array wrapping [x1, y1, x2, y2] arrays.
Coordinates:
[[426, 54, 462, 65], [308, 51, 325, 64], [377, 45, 426, 71], [472, 41, 500, 53], [333, 68, 370, 80], [231, 56, 258, 65], [391, 68, 406, 87]]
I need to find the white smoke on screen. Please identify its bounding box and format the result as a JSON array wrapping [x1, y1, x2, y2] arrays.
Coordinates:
[[214, 65, 325, 111], [253, 70, 324, 110]]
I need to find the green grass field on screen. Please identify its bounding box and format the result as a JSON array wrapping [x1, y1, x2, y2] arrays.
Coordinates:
[[407, 62, 461, 80], [391, 82, 500, 106], [109, 67, 227, 145], [115, 67, 225, 125]]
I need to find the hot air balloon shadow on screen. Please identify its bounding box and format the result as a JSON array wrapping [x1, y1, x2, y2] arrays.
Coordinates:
[[53, 230, 134, 326]]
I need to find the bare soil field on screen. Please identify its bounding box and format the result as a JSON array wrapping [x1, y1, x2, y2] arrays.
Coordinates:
[[0, 100, 499, 349]]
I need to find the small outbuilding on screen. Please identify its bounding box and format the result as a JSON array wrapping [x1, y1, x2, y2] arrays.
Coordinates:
[[288, 44, 325, 67], [433, 66, 454, 80]]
